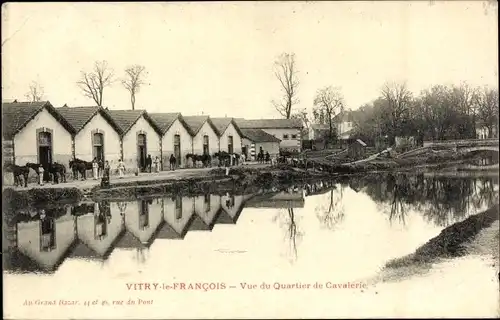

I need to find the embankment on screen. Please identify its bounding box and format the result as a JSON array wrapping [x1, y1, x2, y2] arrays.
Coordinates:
[[373, 204, 500, 283], [2, 166, 341, 208]]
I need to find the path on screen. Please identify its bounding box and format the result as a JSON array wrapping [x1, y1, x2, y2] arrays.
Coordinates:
[[4, 162, 271, 191]]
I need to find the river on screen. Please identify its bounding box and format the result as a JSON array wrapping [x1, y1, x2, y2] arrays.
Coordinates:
[[3, 172, 499, 318]]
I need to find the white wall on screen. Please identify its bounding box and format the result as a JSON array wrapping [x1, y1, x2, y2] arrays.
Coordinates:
[[17, 215, 75, 270], [194, 195, 221, 226], [74, 113, 121, 167], [221, 194, 245, 220], [123, 200, 163, 244], [122, 116, 161, 171], [14, 108, 73, 166], [76, 208, 125, 256], [219, 123, 242, 154], [192, 121, 219, 155], [164, 196, 195, 236], [161, 119, 192, 169], [260, 128, 301, 152]]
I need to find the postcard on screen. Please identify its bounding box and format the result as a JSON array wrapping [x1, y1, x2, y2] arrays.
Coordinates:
[[2, 1, 499, 319]]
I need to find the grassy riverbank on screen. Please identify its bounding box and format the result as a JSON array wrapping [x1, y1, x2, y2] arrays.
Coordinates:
[[374, 204, 500, 283]]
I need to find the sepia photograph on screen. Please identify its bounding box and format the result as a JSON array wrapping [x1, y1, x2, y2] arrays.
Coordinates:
[[2, 1, 499, 319]]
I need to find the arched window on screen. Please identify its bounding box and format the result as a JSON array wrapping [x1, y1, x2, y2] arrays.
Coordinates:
[[203, 135, 209, 155], [92, 132, 104, 161]]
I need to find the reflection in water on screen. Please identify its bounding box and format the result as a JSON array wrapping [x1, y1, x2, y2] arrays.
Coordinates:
[[315, 187, 346, 230], [356, 173, 499, 227], [3, 173, 498, 274]]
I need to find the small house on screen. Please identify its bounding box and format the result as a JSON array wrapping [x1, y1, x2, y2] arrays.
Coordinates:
[[210, 117, 244, 154], [183, 116, 220, 156], [236, 118, 303, 152], [240, 128, 281, 160], [149, 112, 192, 169], [347, 139, 367, 160], [57, 105, 122, 166], [2, 101, 75, 168], [105, 109, 162, 172]]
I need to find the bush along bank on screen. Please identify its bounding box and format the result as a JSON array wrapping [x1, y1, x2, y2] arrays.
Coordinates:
[[2, 187, 83, 217], [385, 203, 500, 269]]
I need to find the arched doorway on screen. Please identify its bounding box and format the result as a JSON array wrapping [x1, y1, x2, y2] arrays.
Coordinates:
[[137, 133, 147, 172], [92, 131, 105, 163], [37, 129, 53, 181]]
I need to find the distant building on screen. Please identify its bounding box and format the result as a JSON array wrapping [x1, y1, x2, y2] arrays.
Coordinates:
[[308, 123, 330, 140], [210, 117, 244, 154], [2, 101, 75, 167], [476, 122, 497, 139], [149, 112, 192, 169], [183, 116, 220, 156], [240, 128, 281, 160], [332, 110, 357, 146], [347, 139, 367, 160], [105, 109, 162, 172], [235, 118, 303, 152]]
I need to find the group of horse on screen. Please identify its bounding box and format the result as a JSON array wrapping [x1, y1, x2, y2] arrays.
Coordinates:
[[4, 162, 67, 187], [184, 152, 242, 168], [4, 158, 100, 187]]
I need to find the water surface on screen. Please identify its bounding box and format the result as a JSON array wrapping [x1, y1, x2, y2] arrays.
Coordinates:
[[4, 173, 499, 318]]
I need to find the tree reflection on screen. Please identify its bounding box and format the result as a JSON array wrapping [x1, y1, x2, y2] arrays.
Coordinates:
[[356, 173, 499, 227], [315, 186, 345, 230], [274, 208, 304, 263]]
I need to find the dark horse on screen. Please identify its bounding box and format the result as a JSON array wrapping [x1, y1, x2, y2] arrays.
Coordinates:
[[186, 154, 211, 168], [26, 162, 67, 183], [69, 158, 93, 180], [4, 163, 29, 187]]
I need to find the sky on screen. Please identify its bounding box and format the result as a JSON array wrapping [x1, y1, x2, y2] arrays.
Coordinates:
[[1, 1, 498, 119]]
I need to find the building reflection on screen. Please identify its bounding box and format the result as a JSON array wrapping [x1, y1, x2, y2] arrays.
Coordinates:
[[6, 189, 305, 274]]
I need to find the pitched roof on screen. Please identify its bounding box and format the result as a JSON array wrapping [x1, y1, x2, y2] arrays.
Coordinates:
[[311, 124, 330, 130], [235, 118, 303, 129], [2, 101, 75, 139], [210, 117, 245, 137], [104, 109, 161, 136], [182, 115, 218, 135], [56, 105, 122, 134], [148, 112, 190, 135], [240, 129, 281, 143], [355, 139, 367, 147]]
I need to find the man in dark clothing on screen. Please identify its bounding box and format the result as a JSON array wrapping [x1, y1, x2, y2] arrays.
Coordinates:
[[169, 154, 176, 171], [146, 154, 152, 173]]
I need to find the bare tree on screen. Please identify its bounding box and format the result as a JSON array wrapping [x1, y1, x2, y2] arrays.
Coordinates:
[[77, 60, 114, 107], [313, 86, 345, 143], [272, 53, 299, 119], [122, 65, 147, 110], [381, 81, 413, 142], [24, 81, 44, 102], [291, 108, 310, 138], [474, 87, 499, 138]]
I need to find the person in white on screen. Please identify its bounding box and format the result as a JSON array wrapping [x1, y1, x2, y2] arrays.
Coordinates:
[[92, 157, 99, 180], [118, 159, 126, 178], [154, 156, 160, 173], [38, 165, 45, 186]]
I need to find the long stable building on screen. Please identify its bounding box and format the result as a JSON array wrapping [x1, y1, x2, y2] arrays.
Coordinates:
[[2, 101, 302, 174]]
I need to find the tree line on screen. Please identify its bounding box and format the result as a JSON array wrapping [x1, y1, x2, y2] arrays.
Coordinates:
[[24, 60, 148, 110], [22, 52, 498, 138], [271, 52, 499, 144]]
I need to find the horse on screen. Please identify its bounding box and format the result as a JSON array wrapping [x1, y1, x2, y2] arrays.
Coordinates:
[[26, 162, 67, 183], [50, 162, 67, 183], [69, 158, 93, 180], [186, 154, 211, 168], [4, 163, 29, 187]]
